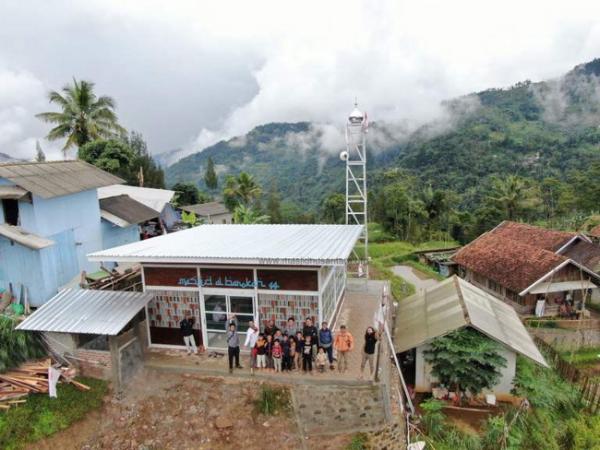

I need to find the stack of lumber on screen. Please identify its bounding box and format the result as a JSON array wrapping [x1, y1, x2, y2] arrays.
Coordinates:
[[0, 359, 89, 410]]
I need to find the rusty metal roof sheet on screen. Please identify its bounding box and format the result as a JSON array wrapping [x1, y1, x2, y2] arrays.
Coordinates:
[[0, 161, 123, 199]]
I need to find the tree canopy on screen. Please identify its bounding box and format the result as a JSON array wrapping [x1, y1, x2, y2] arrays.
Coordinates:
[[423, 327, 507, 401], [36, 79, 125, 155]]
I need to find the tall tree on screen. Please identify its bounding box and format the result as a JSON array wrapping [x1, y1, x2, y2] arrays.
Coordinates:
[[223, 172, 262, 208], [232, 204, 270, 224], [321, 193, 346, 224], [36, 79, 125, 156], [124, 131, 165, 189], [172, 182, 200, 206], [204, 157, 218, 190], [35, 140, 46, 162], [266, 181, 282, 224], [79, 139, 134, 181], [487, 175, 537, 221]]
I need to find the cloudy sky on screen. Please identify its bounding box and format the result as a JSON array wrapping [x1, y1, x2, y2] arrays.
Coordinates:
[[1, 0, 600, 161]]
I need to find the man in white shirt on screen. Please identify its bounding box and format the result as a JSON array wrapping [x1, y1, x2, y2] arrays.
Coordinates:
[[244, 320, 259, 374]]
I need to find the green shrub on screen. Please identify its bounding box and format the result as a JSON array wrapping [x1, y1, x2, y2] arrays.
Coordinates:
[[347, 432, 368, 450], [526, 319, 557, 328], [254, 385, 291, 416], [0, 316, 46, 372], [561, 415, 600, 450], [420, 398, 446, 438]]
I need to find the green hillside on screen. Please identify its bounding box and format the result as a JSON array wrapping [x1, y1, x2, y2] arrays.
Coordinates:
[[166, 59, 600, 240]]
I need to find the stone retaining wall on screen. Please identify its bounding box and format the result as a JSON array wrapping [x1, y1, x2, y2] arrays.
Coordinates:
[[291, 382, 389, 435], [364, 421, 406, 450]]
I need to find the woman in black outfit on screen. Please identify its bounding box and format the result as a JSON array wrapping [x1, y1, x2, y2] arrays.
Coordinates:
[[359, 326, 378, 379]]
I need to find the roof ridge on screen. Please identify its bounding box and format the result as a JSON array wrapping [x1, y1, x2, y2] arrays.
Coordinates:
[[453, 276, 471, 324]]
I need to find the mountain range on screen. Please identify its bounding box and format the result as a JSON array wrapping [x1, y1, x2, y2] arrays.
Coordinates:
[[163, 59, 600, 211]]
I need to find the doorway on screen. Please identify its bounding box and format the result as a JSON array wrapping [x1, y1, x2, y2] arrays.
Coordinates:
[[203, 292, 256, 349]]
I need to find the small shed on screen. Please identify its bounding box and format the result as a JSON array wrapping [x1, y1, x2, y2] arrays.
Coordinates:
[[17, 289, 154, 392], [395, 276, 547, 400]]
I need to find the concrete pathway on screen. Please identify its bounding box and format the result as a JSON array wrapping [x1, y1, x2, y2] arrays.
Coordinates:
[[391, 265, 439, 291]]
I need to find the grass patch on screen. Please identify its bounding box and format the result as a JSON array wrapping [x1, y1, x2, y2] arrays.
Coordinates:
[[0, 377, 108, 450], [587, 302, 600, 314], [254, 385, 292, 416], [358, 238, 457, 300], [347, 432, 369, 450], [560, 347, 600, 368], [526, 319, 558, 329]]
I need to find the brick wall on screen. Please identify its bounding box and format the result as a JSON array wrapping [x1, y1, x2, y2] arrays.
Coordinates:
[[74, 349, 113, 380]]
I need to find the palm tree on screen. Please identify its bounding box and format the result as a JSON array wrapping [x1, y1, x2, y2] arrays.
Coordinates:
[[233, 205, 270, 224], [36, 79, 125, 157], [223, 172, 262, 207], [488, 175, 531, 220]]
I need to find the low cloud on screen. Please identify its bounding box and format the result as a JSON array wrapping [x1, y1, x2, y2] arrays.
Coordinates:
[[1, 1, 600, 163]]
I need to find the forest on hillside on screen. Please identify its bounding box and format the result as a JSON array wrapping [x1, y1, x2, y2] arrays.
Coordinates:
[[165, 60, 600, 242]]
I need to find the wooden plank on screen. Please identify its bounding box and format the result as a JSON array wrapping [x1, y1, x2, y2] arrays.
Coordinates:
[[69, 380, 90, 391]]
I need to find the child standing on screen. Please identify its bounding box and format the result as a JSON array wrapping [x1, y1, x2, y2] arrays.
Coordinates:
[[265, 334, 274, 371], [272, 340, 283, 372], [282, 335, 291, 371], [289, 339, 298, 371], [255, 335, 266, 369], [302, 336, 313, 373], [316, 347, 328, 373]]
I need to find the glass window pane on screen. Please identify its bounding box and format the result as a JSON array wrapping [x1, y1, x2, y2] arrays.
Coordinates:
[[230, 296, 253, 314], [232, 314, 254, 332], [205, 311, 228, 330], [206, 331, 228, 349], [204, 295, 226, 312]]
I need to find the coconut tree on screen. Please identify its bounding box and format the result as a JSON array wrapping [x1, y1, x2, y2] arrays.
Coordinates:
[[36, 79, 126, 157], [233, 204, 270, 224], [223, 172, 262, 207]]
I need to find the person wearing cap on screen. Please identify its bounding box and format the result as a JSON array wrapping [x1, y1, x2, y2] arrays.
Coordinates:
[[334, 325, 354, 373]]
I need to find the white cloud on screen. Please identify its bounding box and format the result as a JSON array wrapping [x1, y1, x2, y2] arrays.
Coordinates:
[[0, 0, 600, 161]]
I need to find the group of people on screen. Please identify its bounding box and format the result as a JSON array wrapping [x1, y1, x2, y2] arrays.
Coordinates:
[[226, 316, 379, 379], [179, 313, 380, 378]]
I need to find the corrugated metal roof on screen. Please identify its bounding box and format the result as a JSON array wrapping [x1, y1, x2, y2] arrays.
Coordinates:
[[16, 289, 153, 335], [394, 276, 547, 367], [100, 194, 159, 227], [181, 202, 230, 217], [529, 280, 598, 294], [0, 185, 29, 200], [0, 161, 124, 199], [0, 224, 55, 249], [89, 224, 363, 265], [97, 185, 175, 213]]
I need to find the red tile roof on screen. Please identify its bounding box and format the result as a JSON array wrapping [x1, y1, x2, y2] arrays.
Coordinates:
[[453, 232, 567, 293], [453, 221, 600, 293], [590, 225, 600, 238], [562, 239, 600, 273], [489, 221, 575, 252]]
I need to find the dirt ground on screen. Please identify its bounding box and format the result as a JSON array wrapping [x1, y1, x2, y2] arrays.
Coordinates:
[[29, 369, 353, 450]]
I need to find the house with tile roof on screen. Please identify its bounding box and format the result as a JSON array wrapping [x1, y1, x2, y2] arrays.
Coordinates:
[[0, 161, 156, 306], [452, 221, 600, 315]]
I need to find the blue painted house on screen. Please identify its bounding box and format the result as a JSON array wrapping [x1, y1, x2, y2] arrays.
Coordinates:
[[0, 161, 157, 307]]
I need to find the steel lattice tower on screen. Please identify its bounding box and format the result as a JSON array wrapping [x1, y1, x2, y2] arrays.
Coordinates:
[[342, 102, 368, 278]]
